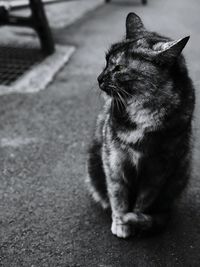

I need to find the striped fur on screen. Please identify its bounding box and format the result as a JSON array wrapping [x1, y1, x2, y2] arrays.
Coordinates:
[[87, 13, 195, 238]]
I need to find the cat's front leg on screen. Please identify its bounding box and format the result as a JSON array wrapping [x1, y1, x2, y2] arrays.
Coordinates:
[[103, 146, 131, 238], [109, 180, 131, 238]]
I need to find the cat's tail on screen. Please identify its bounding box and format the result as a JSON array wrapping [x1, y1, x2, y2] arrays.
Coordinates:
[[123, 212, 169, 232]]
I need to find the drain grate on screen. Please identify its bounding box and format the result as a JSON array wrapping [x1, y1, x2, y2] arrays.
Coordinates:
[[0, 45, 46, 86]]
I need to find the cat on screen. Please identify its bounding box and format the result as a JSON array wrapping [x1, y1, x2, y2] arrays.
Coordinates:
[[86, 12, 195, 238]]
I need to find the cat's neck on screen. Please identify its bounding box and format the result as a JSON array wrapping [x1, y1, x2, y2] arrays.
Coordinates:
[[108, 99, 137, 130], [105, 96, 164, 134]]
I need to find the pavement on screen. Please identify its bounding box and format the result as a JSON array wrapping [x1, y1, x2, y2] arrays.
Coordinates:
[[0, 0, 200, 266], [11, 0, 104, 29]]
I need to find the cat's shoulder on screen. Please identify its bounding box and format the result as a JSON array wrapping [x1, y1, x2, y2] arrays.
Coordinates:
[[95, 97, 111, 141]]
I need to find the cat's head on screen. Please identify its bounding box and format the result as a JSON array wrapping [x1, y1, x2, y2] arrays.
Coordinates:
[[98, 12, 189, 101]]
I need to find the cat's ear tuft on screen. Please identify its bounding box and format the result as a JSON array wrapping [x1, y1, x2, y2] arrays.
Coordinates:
[[155, 36, 190, 63], [126, 12, 145, 39]]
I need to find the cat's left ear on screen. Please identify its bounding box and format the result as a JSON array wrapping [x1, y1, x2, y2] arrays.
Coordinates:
[[154, 36, 190, 64], [126, 12, 145, 39]]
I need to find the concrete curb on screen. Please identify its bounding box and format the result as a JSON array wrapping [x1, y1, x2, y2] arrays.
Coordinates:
[[0, 43, 75, 95], [0, 0, 105, 95]]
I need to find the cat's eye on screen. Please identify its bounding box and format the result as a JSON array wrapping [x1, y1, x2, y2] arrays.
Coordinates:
[[114, 65, 123, 72]]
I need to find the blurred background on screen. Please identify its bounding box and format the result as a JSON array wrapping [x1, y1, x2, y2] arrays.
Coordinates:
[[0, 0, 200, 266]]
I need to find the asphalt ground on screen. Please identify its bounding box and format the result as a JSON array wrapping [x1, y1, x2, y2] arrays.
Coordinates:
[[0, 0, 200, 266]]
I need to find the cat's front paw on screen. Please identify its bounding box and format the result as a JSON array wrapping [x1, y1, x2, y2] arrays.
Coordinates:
[[111, 219, 131, 238]]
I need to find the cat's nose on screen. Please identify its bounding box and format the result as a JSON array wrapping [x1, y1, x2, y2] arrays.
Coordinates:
[[97, 73, 105, 90]]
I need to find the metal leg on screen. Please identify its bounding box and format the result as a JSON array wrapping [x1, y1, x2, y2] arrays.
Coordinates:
[[142, 0, 147, 5], [29, 0, 55, 55], [0, 0, 55, 55]]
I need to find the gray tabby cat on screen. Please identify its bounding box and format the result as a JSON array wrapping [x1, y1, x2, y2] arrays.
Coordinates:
[[86, 13, 195, 238]]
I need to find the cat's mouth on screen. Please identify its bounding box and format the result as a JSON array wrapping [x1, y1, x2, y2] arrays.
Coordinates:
[[99, 82, 119, 97], [99, 83, 130, 103], [99, 82, 109, 92]]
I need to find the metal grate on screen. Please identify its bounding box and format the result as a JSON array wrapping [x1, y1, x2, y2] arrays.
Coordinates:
[[0, 45, 46, 86]]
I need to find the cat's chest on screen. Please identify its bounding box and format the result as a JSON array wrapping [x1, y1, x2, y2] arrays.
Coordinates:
[[117, 128, 145, 144], [116, 108, 157, 145]]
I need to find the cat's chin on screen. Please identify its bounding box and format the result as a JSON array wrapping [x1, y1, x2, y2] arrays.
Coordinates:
[[99, 88, 113, 97], [101, 91, 111, 101], [100, 89, 123, 100]]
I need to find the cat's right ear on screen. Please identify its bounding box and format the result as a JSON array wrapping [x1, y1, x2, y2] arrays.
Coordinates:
[[154, 36, 190, 64], [126, 13, 145, 39]]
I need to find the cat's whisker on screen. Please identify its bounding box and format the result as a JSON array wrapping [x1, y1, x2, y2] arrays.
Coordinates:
[[117, 87, 132, 98], [116, 93, 122, 111], [108, 84, 131, 97], [116, 88, 127, 106], [115, 95, 120, 112], [117, 92, 126, 110], [120, 91, 127, 105]]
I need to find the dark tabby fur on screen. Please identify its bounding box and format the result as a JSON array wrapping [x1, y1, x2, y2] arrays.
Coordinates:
[[86, 13, 195, 238]]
